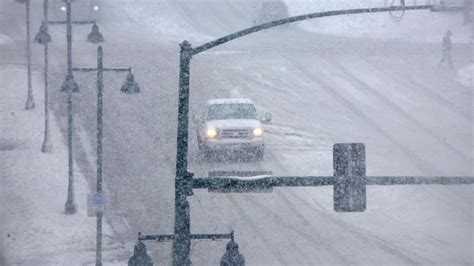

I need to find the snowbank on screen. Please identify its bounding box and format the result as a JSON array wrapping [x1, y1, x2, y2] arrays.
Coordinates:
[[285, 0, 472, 43], [456, 63, 474, 87], [0, 66, 125, 265], [0, 33, 14, 46]]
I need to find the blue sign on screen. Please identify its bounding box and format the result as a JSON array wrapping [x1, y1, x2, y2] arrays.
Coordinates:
[[88, 193, 105, 216], [92, 193, 104, 205]]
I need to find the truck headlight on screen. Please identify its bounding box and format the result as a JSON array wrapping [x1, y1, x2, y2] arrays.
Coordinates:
[[252, 128, 263, 137], [94, 5, 99, 11], [61, 6, 66, 11], [205, 128, 217, 139]]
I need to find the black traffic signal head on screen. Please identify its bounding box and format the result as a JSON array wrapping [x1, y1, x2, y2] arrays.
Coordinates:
[[333, 143, 366, 212]]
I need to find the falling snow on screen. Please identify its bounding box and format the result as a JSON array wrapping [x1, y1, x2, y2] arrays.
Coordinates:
[[1, 0, 473, 265]]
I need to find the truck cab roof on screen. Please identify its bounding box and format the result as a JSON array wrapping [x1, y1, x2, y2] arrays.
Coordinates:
[[207, 98, 254, 105]]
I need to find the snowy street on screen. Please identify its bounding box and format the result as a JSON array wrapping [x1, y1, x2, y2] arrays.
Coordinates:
[[2, 0, 473, 265]]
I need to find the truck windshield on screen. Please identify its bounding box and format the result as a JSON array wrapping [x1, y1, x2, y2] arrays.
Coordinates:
[[207, 103, 257, 120]]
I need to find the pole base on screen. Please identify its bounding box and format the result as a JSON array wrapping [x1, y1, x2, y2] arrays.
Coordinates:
[[65, 200, 77, 215], [25, 98, 35, 110], [41, 139, 53, 153]]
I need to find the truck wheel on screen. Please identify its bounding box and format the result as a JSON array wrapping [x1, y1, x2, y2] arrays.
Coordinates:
[[254, 147, 264, 160], [197, 138, 203, 151], [198, 139, 213, 161]]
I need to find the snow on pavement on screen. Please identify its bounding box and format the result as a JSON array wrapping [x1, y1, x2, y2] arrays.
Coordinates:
[[195, 23, 473, 262], [456, 62, 474, 87], [2, 0, 471, 264], [0, 33, 13, 46], [0, 66, 126, 265]]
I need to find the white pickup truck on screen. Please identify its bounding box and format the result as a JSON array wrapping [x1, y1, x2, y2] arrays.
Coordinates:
[[195, 98, 271, 160]]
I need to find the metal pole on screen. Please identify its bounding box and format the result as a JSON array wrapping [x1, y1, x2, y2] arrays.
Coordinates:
[[41, 0, 52, 153], [25, 0, 35, 110], [64, 0, 77, 214], [173, 40, 192, 266], [69, 49, 131, 265], [96, 45, 104, 266]]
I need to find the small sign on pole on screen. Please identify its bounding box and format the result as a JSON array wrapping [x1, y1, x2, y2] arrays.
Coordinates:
[[87, 192, 105, 217]]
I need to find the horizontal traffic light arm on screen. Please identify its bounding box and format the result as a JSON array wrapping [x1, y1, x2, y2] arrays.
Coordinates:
[[72, 67, 130, 73], [193, 176, 334, 189], [48, 20, 95, 25], [139, 232, 234, 242], [366, 176, 474, 185], [139, 234, 174, 242], [192, 175, 474, 190]]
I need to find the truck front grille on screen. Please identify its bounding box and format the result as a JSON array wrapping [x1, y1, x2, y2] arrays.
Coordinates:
[[219, 129, 252, 139]]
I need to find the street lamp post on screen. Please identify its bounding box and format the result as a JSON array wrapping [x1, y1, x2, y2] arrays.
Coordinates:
[[35, 0, 101, 209], [41, 0, 103, 214], [15, 0, 35, 110], [36, 0, 101, 155], [64, 0, 78, 215], [71, 45, 140, 266], [34, 0, 53, 153]]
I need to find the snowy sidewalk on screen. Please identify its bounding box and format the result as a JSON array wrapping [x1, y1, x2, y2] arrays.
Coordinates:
[[1, 66, 126, 265]]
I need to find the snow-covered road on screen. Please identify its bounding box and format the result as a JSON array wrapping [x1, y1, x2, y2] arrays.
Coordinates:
[[2, 0, 472, 264]]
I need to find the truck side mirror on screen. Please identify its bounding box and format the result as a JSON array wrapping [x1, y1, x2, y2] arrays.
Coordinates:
[[260, 112, 272, 124]]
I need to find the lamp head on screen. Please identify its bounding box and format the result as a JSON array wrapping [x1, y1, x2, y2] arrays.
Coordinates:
[[121, 70, 140, 94], [61, 74, 79, 93], [34, 22, 52, 45], [87, 23, 104, 44]]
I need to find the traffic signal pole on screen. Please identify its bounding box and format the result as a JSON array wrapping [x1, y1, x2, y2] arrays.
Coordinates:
[[173, 41, 193, 266]]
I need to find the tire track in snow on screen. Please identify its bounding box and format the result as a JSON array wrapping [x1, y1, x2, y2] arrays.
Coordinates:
[[234, 60, 445, 263], [323, 59, 473, 214], [264, 151, 431, 265], [215, 56, 438, 263], [186, 35, 462, 264], [190, 159, 294, 264], [389, 55, 472, 97], [285, 189, 434, 265], [241, 194, 350, 265], [189, 58, 331, 264], [187, 56, 321, 263], [326, 59, 471, 166], [225, 195, 307, 265], [365, 60, 471, 122], [289, 59, 442, 175], [195, 55, 470, 263]]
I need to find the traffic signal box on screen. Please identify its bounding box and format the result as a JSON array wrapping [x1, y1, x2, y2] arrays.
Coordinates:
[[333, 143, 366, 212]]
